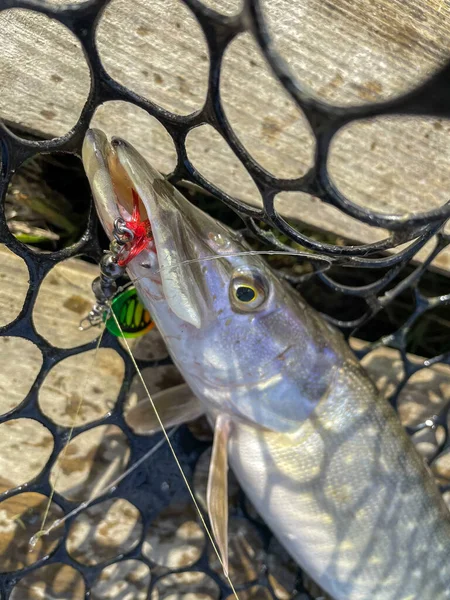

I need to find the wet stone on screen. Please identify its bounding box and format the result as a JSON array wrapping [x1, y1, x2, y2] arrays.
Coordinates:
[[225, 586, 272, 600], [267, 538, 299, 599], [209, 517, 265, 585], [10, 563, 85, 600], [142, 502, 205, 569], [67, 498, 142, 566], [150, 571, 219, 600], [91, 559, 151, 600]]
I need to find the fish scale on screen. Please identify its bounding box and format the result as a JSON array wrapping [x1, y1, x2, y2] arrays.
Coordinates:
[[229, 360, 450, 599]]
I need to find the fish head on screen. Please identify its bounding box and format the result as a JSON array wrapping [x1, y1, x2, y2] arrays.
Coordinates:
[[82, 129, 340, 432]]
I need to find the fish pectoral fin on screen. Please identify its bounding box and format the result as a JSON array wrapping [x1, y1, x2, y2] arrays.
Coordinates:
[[207, 414, 232, 578], [126, 383, 204, 434]]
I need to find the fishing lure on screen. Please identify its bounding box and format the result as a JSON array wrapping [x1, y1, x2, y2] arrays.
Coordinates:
[[104, 286, 154, 338], [79, 195, 155, 338]]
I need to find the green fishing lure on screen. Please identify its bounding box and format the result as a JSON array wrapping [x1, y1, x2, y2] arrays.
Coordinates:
[[104, 286, 154, 338]]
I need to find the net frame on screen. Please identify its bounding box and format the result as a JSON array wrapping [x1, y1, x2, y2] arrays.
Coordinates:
[[1, 0, 450, 598]]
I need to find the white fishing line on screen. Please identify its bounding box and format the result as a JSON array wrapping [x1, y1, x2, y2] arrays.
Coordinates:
[[30, 326, 107, 549], [155, 249, 331, 275]]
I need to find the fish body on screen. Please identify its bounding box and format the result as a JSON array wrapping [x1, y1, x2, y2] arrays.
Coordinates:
[[82, 129, 450, 600]]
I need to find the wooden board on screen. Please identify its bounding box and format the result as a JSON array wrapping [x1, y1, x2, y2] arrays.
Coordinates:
[[2, 1, 450, 271], [0, 0, 450, 269]]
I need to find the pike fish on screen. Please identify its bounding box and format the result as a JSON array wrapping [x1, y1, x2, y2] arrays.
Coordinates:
[[82, 129, 450, 600]]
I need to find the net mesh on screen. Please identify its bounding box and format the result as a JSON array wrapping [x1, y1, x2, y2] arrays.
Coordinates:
[[1, 0, 450, 598]]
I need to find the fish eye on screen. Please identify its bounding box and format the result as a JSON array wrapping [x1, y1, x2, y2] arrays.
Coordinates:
[[235, 285, 257, 303], [230, 271, 267, 311]]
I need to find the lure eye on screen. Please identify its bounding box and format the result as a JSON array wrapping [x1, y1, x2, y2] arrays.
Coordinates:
[[230, 271, 267, 311]]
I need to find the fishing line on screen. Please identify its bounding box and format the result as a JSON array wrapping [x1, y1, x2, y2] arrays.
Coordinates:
[[126, 248, 331, 305], [30, 325, 106, 548], [110, 309, 242, 600], [155, 249, 332, 274], [31, 426, 180, 538]]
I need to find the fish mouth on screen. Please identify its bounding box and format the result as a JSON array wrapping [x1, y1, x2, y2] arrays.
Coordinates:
[[82, 129, 142, 238], [82, 129, 216, 329]]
